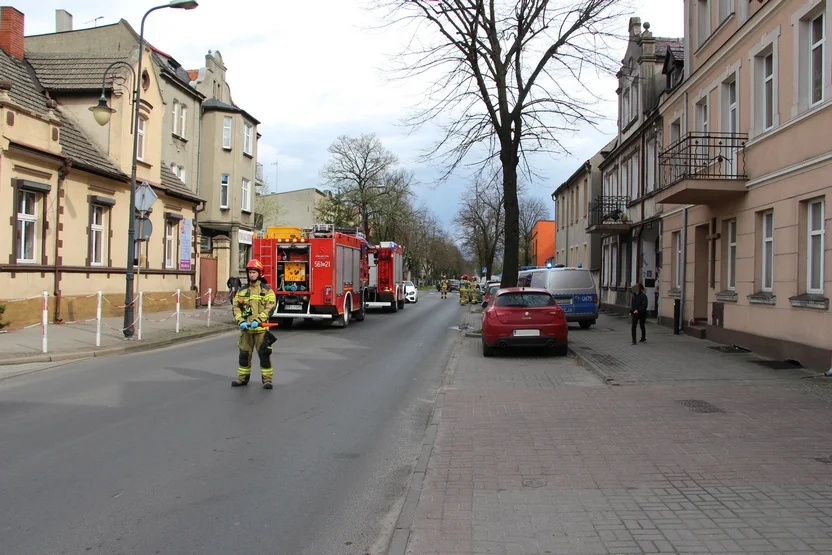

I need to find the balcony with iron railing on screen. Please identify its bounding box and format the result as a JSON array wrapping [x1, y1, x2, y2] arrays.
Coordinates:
[[255, 162, 265, 186], [586, 196, 631, 234], [656, 132, 748, 205]]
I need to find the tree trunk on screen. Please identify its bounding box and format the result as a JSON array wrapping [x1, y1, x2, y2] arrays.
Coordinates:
[[501, 153, 520, 288]]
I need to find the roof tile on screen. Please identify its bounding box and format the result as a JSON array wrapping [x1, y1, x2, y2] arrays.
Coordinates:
[[25, 52, 133, 91]]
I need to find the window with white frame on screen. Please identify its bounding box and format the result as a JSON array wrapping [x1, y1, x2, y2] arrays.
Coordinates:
[[220, 174, 230, 208], [727, 219, 737, 290], [810, 13, 825, 105], [90, 205, 106, 266], [674, 231, 682, 289], [171, 100, 179, 135], [725, 78, 738, 134], [646, 138, 656, 193], [808, 199, 825, 293], [178, 165, 186, 184], [137, 117, 146, 161], [16, 190, 37, 263], [243, 123, 253, 155], [697, 98, 709, 133], [222, 116, 233, 149], [621, 158, 630, 200], [165, 220, 177, 269], [631, 81, 639, 119], [718, 0, 734, 23], [762, 50, 775, 130], [242, 178, 252, 212], [179, 104, 187, 138], [761, 211, 774, 291]]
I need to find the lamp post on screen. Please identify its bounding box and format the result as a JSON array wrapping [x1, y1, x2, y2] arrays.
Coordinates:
[[89, 0, 198, 339]]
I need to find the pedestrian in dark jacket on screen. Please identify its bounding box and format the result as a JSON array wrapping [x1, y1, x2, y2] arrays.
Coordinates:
[[629, 282, 649, 345], [227, 276, 242, 305]]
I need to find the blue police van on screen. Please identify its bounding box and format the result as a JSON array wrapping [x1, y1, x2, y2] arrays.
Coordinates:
[[517, 267, 598, 329]]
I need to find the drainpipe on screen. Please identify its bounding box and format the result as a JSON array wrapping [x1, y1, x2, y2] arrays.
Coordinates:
[[193, 102, 205, 304], [680, 91, 690, 330], [53, 161, 70, 323]]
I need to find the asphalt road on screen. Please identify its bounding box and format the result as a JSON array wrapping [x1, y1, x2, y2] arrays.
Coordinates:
[[0, 290, 465, 555]]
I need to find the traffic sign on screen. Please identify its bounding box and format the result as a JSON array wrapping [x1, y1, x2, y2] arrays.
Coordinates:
[[135, 181, 158, 212], [134, 216, 153, 240]]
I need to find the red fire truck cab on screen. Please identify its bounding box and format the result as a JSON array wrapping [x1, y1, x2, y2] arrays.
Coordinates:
[[365, 241, 406, 312], [252, 224, 369, 328]]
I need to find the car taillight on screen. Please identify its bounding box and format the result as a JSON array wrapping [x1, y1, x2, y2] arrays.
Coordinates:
[[486, 310, 497, 320]]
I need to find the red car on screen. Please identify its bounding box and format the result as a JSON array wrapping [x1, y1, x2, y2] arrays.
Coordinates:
[[481, 287, 568, 357]]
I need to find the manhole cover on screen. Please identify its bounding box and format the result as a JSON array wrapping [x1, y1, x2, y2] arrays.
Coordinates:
[[750, 359, 802, 370], [677, 399, 725, 413], [589, 354, 619, 366], [522, 477, 547, 488], [814, 456, 832, 464], [709, 345, 751, 354]]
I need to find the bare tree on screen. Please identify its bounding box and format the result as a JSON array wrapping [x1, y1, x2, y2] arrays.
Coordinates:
[[518, 193, 550, 266], [454, 178, 505, 279], [315, 190, 362, 228], [254, 191, 287, 230], [374, 0, 626, 287], [320, 133, 399, 237]]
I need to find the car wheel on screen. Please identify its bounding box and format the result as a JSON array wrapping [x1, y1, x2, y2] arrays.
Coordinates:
[[579, 321, 592, 329], [482, 340, 495, 357], [554, 344, 569, 356]]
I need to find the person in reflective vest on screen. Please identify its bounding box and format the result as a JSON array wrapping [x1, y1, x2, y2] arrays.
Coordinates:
[[468, 277, 478, 304], [459, 274, 469, 305], [232, 259, 277, 389], [440, 276, 448, 299]]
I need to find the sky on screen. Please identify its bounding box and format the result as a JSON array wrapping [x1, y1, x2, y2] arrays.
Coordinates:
[[21, 0, 684, 232]]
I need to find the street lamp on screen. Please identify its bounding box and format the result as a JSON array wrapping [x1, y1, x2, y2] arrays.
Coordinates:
[[89, 0, 198, 339]]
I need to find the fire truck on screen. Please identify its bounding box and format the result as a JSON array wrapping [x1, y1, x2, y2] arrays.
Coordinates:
[[365, 241, 406, 312], [252, 224, 369, 328]]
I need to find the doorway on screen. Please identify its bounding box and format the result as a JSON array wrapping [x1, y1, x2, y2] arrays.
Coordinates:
[[694, 225, 709, 321], [199, 256, 218, 307]]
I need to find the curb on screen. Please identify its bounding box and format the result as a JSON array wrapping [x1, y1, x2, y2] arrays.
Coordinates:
[[386, 332, 462, 555], [0, 325, 237, 368], [569, 345, 619, 386]]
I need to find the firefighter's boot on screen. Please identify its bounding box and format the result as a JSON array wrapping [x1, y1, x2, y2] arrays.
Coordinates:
[[232, 371, 250, 387], [262, 369, 274, 390]]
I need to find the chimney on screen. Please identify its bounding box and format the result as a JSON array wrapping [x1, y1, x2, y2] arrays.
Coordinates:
[[56, 9, 72, 32], [0, 7, 24, 60]]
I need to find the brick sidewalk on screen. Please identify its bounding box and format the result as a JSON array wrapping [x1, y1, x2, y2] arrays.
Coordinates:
[[397, 307, 832, 555]]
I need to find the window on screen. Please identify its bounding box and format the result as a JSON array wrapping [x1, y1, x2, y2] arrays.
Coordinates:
[[603, 244, 610, 286], [718, 0, 734, 23], [179, 166, 186, 184], [91, 205, 105, 266], [727, 219, 737, 290], [761, 211, 774, 291], [631, 82, 639, 118], [621, 158, 630, 200], [697, 98, 709, 133], [646, 138, 656, 193], [622, 87, 630, 126], [611, 242, 618, 287], [808, 200, 825, 293], [243, 123, 253, 155], [222, 116, 233, 149], [242, 178, 252, 212], [220, 174, 230, 208], [811, 13, 825, 105], [630, 154, 639, 201], [725, 79, 738, 134], [165, 220, 177, 269], [137, 117, 146, 161], [16, 190, 37, 263], [697, 0, 710, 47], [179, 104, 187, 138], [171, 100, 179, 135], [674, 231, 682, 289], [762, 52, 774, 130], [238, 244, 251, 271]]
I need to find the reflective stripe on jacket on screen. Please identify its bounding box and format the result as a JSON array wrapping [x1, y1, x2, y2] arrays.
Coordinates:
[[233, 280, 276, 331]]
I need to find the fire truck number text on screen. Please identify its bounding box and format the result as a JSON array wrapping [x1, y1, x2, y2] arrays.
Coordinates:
[[314, 261, 331, 268]]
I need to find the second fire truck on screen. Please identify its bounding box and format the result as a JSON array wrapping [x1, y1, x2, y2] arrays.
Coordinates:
[[364, 241, 406, 312]]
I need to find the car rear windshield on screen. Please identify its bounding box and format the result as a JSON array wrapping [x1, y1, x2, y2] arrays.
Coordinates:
[[549, 270, 595, 289], [494, 292, 555, 307]]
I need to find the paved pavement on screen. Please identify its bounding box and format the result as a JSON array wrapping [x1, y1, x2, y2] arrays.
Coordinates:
[[0, 291, 461, 555], [398, 310, 832, 555], [0, 303, 238, 365]]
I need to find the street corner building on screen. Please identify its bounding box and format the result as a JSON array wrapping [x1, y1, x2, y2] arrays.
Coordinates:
[[655, 0, 831, 370], [0, 7, 203, 328]]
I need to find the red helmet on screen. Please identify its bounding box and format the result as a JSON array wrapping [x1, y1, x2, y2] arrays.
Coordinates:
[[461, 274, 469, 280], [246, 259, 264, 272]]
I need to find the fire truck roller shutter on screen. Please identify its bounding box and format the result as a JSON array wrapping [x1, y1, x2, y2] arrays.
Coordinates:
[[337, 245, 346, 297]]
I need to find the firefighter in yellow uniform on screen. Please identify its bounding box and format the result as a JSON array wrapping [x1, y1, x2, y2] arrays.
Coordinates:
[[469, 277, 478, 304], [232, 259, 277, 389], [440, 276, 448, 299], [459, 274, 469, 305]]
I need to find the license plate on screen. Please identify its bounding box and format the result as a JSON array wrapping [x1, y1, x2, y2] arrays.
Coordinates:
[[513, 329, 540, 337], [284, 305, 303, 311], [555, 298, 572, 305]]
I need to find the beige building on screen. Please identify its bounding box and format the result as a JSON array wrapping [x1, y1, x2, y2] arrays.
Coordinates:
[[189, 51, 261, 282], [256, 187, 328, 230], [0, 7, 199, 327], [656, 0, 831, 370]]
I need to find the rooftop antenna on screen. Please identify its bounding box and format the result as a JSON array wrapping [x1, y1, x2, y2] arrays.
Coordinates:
[[85, 16, 104, 27]]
